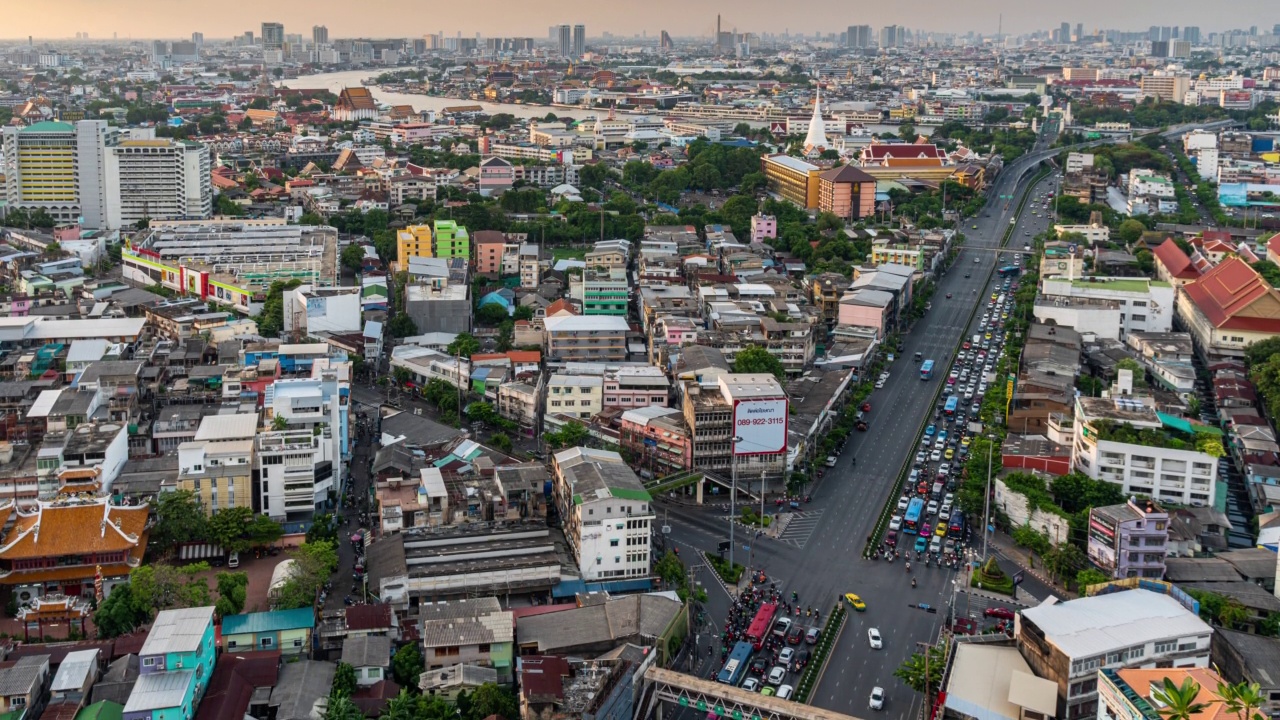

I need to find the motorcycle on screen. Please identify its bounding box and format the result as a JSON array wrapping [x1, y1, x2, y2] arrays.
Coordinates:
[[911, 578, 917, 588]]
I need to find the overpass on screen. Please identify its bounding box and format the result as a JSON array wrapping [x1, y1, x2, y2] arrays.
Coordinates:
[[639, 667, 863, 720]]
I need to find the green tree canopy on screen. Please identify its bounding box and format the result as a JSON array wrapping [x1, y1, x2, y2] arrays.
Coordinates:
[[732, 345, 786, 381]]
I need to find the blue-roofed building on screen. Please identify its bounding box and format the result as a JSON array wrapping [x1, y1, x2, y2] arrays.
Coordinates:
[[124, 607, 216, 720], [478, 289, 515, 315], [221, 608, 316, 656]]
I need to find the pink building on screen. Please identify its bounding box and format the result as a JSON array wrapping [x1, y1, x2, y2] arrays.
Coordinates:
[[619, 406, 692, 474], [603, 366, 671, 409], [837, 290, 892, 337], [657, 317, 699, 346], [750, 213, 777, 242], [478, 156, 514, 194], [472, 230, 507, 275]]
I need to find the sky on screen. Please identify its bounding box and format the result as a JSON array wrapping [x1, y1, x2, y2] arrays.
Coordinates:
[[4, 0, 1278, 41]]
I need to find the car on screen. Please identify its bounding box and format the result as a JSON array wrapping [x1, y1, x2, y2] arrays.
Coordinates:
[[805, 627, 821, 644], [778, 647, 796, 670], [945, 293, 952, 299], [945, 447, 955, 459], [915, 451, 927, 465], [761, 686, 776, 696], [961, 436, 971, 447], [965, 273, 971, 278], [844, 593, 867, 611], [984, 607, 1017, 621], [787, 625, 804, 644], [914, 535, 929, 553], [930, 449, 942, 462], [939, 503, 952, 518], [870, 687, 885, 710], [875, 379, 886, 389], [868, 627, 883, 649], [924, 424, 936, 436], [974, 257, 980, 263], [897, 496, 910, 511], [767, 666, 787, 685], [889, 515, 903, 531], [825, 455, 838, 468], [741, 677, 761, 692], [777, 685, 795, 700], [750, 657, 768, 675], [227, 552, 240, 568], [773, 616, 792, 637], [926, 500, 939, 516], [972, 224, 978, 229], [885, 529, 898, 547]]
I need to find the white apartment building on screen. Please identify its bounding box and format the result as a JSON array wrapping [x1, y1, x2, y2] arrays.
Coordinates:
[[552, 447, 654, 582], [1017, 588, 1212, 720], [105, 139, 212, 229], [1, 119, 116, 228], [282, 284, 362, 337], [1070, 375, 1218, 507], [1037, 277, 1174, 340], [264, 373, 349, 474], [1053, 224, 1110, 244], [546, 374, 603, 421], [257, 428, 336, 521]]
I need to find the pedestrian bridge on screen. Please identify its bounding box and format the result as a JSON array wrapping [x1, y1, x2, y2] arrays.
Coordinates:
[[641, 667, 863, 720]]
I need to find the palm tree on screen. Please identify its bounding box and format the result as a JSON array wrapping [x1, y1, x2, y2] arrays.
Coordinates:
[[1151, 677, 1208, 720], [1216, 681, 1267, 720]]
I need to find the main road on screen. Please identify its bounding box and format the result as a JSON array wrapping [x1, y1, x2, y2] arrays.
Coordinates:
[[660, 137, 1070, 718]]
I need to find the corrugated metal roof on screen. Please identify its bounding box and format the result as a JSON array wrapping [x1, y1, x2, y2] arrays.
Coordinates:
[[1020, 590, 1210, 659], [222, 608, 316, 636]]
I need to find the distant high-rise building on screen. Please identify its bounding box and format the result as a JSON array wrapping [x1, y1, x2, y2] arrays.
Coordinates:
[[1183, 26, 1201, 44], [572, 24, 585, 57], [1, 119, 117, 229], [557, 24, 571, 57], [1151, 40, 1170, 58], [312, 25, 328, 45], [879, 25, 903, 48], [1273, 23, 1280, 36], [847, 24, 872, 48], [242, 31, 254, 46], [1075, 23, 1083, 41], [261, 22, 284, 50], [660, 30, 673, 49], [1060, 22, 1071, 42], [105, 139, 212, 229], [151, 40, 169, 62], [170, 41, 199, 62], [191, 32, 203, 47]]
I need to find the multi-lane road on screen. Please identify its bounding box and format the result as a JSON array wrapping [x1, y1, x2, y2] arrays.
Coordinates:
[[660, 139, 1071, 717]]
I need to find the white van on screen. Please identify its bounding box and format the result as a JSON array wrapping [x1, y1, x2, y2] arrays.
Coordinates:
[[227, 552, 240, 568], [972, 334, 981, 346]]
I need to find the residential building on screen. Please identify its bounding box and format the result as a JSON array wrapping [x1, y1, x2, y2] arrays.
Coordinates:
[[396, 225, 432, 269], [604, 365, 670, 409], [282, 285, 362, 337], [681, 371, 788, 481], [471, 230, 507, 276], [544, 315, 630, 362], [1210, 629, 1280, 719], [1097, 668, 1229, 720], [1, 120, 115, 228], [546, 374, 603, 421], [1017, 588, 1212, 719], [420, 598, 514, 684], [1151, 239, 1202, 288], [104, 139, 212, 229], [340, 635, 391, 688], [478, 156, 515, 194], [433, 220, 470, 259], [1141, 73, 1191, 103], [761, 154, 820, 209], [1087, 499, 1170, 580], [1175, 257, 1280, 362], [619, 406, 693, 474], [1053, 224, 1110, 245], [126, 607, 218, 720], [1037, 277, 1174, 340], [1070, 373, 1219, 507], [405, 283, 471, 335], [256, 429, 335, 523], [817, 165, 877, 220], [571, 268, 628, 315], [174, 413, 257, 514], [551, 447, 653, 582], [750, 213, 776, 242], [0, 656, 50, 715], [222, 608, 315, 656]]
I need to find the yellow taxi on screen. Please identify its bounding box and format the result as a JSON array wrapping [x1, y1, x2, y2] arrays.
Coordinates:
[[945, 447, 955, 459], [935, 523, 947, 538], [844, 593, 867, 612], [961, 436, 971, 447]]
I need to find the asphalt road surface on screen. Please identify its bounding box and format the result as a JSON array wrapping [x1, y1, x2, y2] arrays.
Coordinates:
[[660, 139, 1070, 718]]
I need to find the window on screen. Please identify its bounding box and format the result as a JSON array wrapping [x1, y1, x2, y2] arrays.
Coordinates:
[[1154, 641, 1176, 654], [1128, 646, 1145, 659], [227, 640, 238, 650], [143, 658, 156, 667], [260, 637, 274, 648], [368, 667, 382, 678], [610, 539, 619, 547], [1107, 652, 1123, 664]]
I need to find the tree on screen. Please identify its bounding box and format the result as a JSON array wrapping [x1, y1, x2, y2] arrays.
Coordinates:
[[208, 507, 254, 553], [332, 662, 358, 699], [476, 303, 511, 326], [323, 695, 364, 720], [894, 642, 948, 695], [94, 583, 150, 638], [340, 242, 365, 272], [543, 420, 589, 449], [388, 313, 418, 338], [732, 345, 786, 381], [464, 684, 519, 720], [1075, 568, 1109, 590], [446, 333, 481, 357], [1216, 681, 1267, 720], [1151, 677, 1208, 720], [247, 515, 284, 548], [152, 490, 208, 551], [1043, 542, 1087, 583], [306, 513, 339, 544], [391, 644, 424, 687], [214, 571, 249, 618], [1118, 219, 1146, 244], [488, 432, 512, 453]]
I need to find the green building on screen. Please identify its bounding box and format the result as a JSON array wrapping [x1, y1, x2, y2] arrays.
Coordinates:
[[433, 220, 470, 259]]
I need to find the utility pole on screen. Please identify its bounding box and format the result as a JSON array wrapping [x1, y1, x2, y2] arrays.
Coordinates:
[[729, 435, 742, 582], [982, 434, 994, 562]]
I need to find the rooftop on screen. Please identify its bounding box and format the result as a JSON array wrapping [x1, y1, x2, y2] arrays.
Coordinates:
[[1019, 589, 1210, 659], [140, 606, 214, 657]]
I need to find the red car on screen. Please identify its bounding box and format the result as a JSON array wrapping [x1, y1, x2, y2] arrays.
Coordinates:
[[984, 607, 1017, 621], [861, 402, 872, 412]]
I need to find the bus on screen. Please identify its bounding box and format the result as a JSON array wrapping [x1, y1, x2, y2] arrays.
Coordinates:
[[944, 396, 959, 417], [904, 497, 925, 534], [745, 602, 778, 649], [718, 641, 754, 685], [920, 359, 935, 381], [998, 266, 1021, 277], [949, 510, 966, 535]]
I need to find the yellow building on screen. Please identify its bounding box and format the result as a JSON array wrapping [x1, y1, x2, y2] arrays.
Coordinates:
[[761, 154, 821, 209], [397, 224, 433, 269], [175, 413, 258, 514], [2, 121, 77, 211]]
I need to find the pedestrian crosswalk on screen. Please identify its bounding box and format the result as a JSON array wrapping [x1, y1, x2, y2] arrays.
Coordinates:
[[776, 510, 824, 549]]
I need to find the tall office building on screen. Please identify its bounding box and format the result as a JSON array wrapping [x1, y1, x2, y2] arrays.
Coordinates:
[[105, 139, 212, 229], [557, 24, 571, 57], [1060, 22, 1071, 42], [845, 25, 872, 48], [261, 22, 284, 49], [879, 25, 903, 48], [312, 25, 328, 45], [572, 24, 585, 57], [1075, 23, 1083, 41], [660, 30, 673, 49], [1184, 26, 1201, 44], [191, 32, 203, 47], [1, 119, 115, 228], [242, 31, 254, 45]]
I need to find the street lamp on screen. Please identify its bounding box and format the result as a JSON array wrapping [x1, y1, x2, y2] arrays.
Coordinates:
[[729, 435, 743, 577], [982, 433, 995, 563]]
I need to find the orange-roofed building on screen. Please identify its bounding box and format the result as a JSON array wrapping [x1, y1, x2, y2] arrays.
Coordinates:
[[0, 497, 149, 601], [1099, 667, 1232, 720], [334, 87, 378, 121], [1176, 256, 1280, 361], [1266, 233, 1280, 266], [1151, 239, 1202, 287]]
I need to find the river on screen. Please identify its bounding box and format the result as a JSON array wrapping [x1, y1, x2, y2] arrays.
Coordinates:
[[280, 68, 930, 135]]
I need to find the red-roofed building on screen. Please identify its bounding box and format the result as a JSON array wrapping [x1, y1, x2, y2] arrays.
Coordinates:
[[1177, 256, 1280, 360], [860, 141, 946, 168], [1266, 234, 1280, 266], [519, 656, 573, 719], [1152, 239, 1202, 287]]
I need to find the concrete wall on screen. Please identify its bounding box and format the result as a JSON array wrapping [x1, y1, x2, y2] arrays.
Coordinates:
[[994, 476, 1071, 546]]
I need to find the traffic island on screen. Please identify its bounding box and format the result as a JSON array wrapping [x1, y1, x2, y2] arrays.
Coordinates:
[[970, 557, 1015, 596], [795, 602, 847, 703]]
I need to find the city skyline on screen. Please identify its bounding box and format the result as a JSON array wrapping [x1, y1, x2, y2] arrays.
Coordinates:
[[5, 0, 1278, 41]]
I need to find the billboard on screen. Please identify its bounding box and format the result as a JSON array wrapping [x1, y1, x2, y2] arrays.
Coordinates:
[[306, 296, 327, 318], [733, 398, 788, 455]]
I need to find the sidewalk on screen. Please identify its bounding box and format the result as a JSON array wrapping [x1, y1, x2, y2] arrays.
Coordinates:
[[984, 529, 1077, 600]]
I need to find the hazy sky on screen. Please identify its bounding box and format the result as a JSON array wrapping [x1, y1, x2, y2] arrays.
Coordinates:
[[5, 0, 1278, 40]]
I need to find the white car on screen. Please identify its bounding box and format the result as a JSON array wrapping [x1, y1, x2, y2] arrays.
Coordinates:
[[926, 500, 939, 516], [742, 677, 761, 692], [915, 451, 927, 464], [777, 685, 795, 700], [870, 687, 885, 710], [897, 496, 910, 511], [868, 628, 883, 649], [940, 503, 952, 518], [767, 666, 787, 686], [889, 515, 903, 531], [778, 647, 796, 670], [930, 449, 942, 462]]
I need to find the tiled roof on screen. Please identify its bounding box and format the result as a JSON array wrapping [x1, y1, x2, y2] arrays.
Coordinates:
[[864, 143, 944, 159], [819, 165, 877, 183], [1151, 239, 1199, 280], [0, 500, 148, 560], [1182, 256, 1280, 331], [337, 87, 376, 111]]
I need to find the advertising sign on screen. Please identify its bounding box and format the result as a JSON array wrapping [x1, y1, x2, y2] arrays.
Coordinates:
[[307, 296, 327, 318], [733, 398, 788, 455]]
